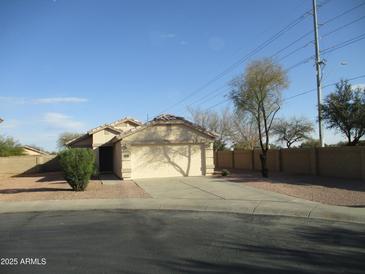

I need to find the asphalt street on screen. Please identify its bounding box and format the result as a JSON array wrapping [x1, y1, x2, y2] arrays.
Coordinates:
[[0, 210, 364, 274]]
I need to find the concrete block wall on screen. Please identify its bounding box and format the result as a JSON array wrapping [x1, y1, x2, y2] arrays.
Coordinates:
[[215, 147, 365, 181], [0, 155, 60, 178]]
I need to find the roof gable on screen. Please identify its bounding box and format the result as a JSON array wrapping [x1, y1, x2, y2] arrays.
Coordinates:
[[114, 114, 216, 142]]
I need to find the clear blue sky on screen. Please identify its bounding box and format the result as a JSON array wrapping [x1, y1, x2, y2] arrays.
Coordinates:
[[1, 0, 364, 151]]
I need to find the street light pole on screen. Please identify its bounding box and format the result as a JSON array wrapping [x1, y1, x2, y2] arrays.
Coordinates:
[[312, 0, 324, 147]]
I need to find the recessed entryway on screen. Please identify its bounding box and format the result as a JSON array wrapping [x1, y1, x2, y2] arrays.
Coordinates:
[[99, 146, 113, 172]]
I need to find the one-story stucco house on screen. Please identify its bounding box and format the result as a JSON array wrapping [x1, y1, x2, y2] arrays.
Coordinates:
[[67, 114, 216, 180]]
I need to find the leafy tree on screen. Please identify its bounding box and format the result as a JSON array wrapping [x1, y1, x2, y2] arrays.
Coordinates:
[[0, 135, 24, 156], [57, 132, 83, 148], [321, 80, 365, 146], [272, 117, 314, 148], [230, 58, 288, 177]]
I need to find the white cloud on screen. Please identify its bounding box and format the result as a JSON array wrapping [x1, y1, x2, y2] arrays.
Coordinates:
[[0, 97, 26, 104], [43, 112, 84, 130], [179, 40, 188, 46], [33, 97, 88, 104], [0, 96, 88, 104]]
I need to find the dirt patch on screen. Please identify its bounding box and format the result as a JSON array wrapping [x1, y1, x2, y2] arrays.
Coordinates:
[[0, 172, 151, 201], [225, 171, 365, 207]]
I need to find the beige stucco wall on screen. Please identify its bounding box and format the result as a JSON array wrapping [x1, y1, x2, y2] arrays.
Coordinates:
[[130, 144, 204, 179], [92, 129, 118, 146], [0, 155, 60, 178], [119, 123, 214, 179], [123, 124, 211, 144]]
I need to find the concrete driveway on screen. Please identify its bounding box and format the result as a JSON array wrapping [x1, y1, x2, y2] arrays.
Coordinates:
[[134, 176, 306, 202]]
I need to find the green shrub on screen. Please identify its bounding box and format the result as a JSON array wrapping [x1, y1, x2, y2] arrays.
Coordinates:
[[221, 169, 230, 176], [0, 136, 24, 157], [58, 148, 95, 191]]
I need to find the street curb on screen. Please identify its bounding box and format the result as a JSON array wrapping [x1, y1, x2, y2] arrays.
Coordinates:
[[0, 198, 364, 224]]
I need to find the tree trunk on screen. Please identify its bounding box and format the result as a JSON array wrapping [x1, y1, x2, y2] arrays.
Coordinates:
[[260, 151, 268, 177]]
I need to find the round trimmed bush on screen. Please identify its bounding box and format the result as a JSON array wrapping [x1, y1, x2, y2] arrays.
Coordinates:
[[59, 148, 95, 191]]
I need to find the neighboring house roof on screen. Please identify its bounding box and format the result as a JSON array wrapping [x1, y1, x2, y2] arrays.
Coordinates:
[[88, 124, 123, 135], [109, 117, 142, 127], [66, 117, 142, 146], [113, 114, 217, 142], [23, 145, 49, 155], [65, 133, 90, 146]]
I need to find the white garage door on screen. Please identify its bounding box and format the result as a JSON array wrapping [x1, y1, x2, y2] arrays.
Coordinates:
[[131, 144, 204, 179]]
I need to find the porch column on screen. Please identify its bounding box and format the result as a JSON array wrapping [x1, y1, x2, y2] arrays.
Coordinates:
[[205, 142, 215, 175], [93, 146, 100, 170]]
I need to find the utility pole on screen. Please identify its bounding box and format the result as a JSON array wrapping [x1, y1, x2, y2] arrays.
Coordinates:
[[312, 0, 324, 147]]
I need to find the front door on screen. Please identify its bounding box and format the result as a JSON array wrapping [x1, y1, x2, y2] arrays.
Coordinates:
[[99, 146, 113, 172]]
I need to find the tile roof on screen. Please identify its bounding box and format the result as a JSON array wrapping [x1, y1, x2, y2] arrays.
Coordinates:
[[113, 113, 217, 142]]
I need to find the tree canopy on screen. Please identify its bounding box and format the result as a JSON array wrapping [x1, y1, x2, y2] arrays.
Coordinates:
[[57, 132, 83, 149], [273, 117, 313, 148], [0, 135, 24, 157], [230, 58, 288, 177], [321, 80, 365, 146]]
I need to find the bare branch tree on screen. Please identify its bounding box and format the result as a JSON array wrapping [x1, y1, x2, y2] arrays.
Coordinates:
[[58, 132, 83, 149], [187, 107, 233, 151], [231, 111, 259, 149], [230, 58, 288, 177]]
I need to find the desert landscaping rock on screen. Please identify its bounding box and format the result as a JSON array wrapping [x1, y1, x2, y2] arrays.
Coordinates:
[[0, 172, 150, 201]]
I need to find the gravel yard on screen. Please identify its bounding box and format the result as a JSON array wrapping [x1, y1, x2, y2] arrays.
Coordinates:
[[226, 171, 365, 207], [0, 172, 150, 201]]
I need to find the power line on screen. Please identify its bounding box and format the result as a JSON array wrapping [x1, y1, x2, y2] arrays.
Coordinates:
[[321, 15, 365, 39], [161, 0, 363, 115], [320, 1, 365, 25], [273, 2, 365, 62], [158, 7, 314, 114], [192, 31, 365, 112], [321, 32, 365, 55], [203, 74, 365, 111], [277, 13, 365, 62], [283, 74, 365, 102], [186, 84, 227, 107]]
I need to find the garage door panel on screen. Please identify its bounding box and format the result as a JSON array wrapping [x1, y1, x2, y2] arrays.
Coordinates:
[[131, 144, 204, 179]]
